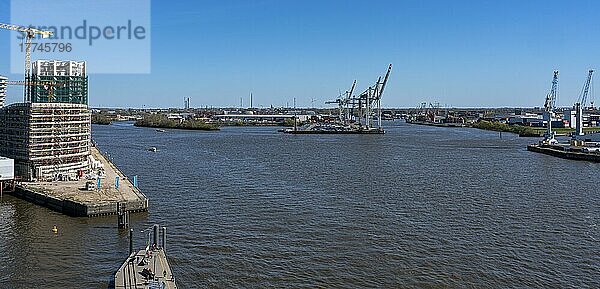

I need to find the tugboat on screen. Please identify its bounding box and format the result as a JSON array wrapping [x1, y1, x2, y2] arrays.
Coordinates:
[[114, 225, 177, 288]]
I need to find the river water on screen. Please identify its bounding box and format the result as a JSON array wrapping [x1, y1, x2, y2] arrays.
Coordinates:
[[0, 121, 598, 288]]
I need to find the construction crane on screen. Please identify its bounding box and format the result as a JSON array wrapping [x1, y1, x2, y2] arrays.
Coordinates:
[[542, 70, 559, 144], [0, 22, 53, 102], [6, 80, 63, 102]]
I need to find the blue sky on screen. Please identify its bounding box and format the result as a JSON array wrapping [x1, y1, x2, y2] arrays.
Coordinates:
[[1, 0, 599, 108]]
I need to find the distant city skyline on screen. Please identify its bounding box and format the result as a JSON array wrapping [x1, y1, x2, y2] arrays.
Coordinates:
[[0, 0, 598, 108]]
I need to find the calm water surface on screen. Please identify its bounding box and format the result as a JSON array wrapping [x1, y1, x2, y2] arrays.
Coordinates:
[[0, 121, 599, 288]]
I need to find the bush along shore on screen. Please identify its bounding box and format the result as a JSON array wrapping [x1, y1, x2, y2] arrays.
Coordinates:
[[91, 114, 113, 125], [471, 120, 542, 137], [471, 120, 600, 137], [134, 114, 220, 131]]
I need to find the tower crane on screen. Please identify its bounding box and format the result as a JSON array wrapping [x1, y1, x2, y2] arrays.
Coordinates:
[[6, 80, 63, 102], [0, 22, 53, 102], [542, 70, 559, 144]]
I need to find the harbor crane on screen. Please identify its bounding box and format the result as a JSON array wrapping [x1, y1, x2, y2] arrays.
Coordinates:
[[326, 80, 355, 123], [0, 22, 54, 102], [542, 70, 559, 144], [576, 69, 594, 108], [325, 64, 392, 131], [354, 64, 392, 129], [573, 69, 594, 136]]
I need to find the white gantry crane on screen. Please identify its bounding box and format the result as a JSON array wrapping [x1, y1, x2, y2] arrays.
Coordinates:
[[542, 70, 559, 145], [325, 64, 392, 131], [326, 80, 356, 123], [0, 22, 53, 102]]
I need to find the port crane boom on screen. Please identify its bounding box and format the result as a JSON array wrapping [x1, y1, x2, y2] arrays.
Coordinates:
[[543, 70, 559, 144], [577, 69, 594, 108], [324, 64, 392, 133], [0, 22, 53, 102], [326, 80, 356, 122]]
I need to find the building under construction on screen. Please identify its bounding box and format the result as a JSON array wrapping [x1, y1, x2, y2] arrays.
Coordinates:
[[29, 60, 88, 104], [0, 60, 90, 181], [0, 75, 6, 108]]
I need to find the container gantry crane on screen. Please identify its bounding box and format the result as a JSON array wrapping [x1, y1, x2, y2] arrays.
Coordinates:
[[354, 64, 392, 129], [326, 80, 356, 123], [325, 64, 392, 131], [543, 70, 559, 144], [0, 22, 53, 102]]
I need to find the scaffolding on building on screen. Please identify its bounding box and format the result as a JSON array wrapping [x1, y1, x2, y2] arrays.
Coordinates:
[[0, 60, 90, 181], [29, 60, 88, 104], [0, 102, 91, 181], [0, 75, 6, 108]]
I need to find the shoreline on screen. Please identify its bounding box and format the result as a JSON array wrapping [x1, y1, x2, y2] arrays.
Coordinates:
[[8, 146, 149, 217], [527, 144, 600, 162]]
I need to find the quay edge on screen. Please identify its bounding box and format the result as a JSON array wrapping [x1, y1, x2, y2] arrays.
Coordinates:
[[7, 146, 149, 217], [527, 144, 600, 162]]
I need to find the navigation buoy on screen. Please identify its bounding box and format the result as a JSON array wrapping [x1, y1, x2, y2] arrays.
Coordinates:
[[52, 225, 58, 234]]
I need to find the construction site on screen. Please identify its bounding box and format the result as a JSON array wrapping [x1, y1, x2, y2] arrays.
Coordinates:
[[0, 60, 90, 181], [0, 22, 147, 216]]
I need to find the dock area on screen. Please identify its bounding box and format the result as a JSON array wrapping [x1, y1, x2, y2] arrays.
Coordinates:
[[114, 248, 176, 289], [10, 146, 148, 217], [527, 144, 600, 162]]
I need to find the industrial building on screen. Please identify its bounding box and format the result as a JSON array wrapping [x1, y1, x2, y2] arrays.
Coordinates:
[[0, 60, 90, 181], [0, 75, 6, 108]]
